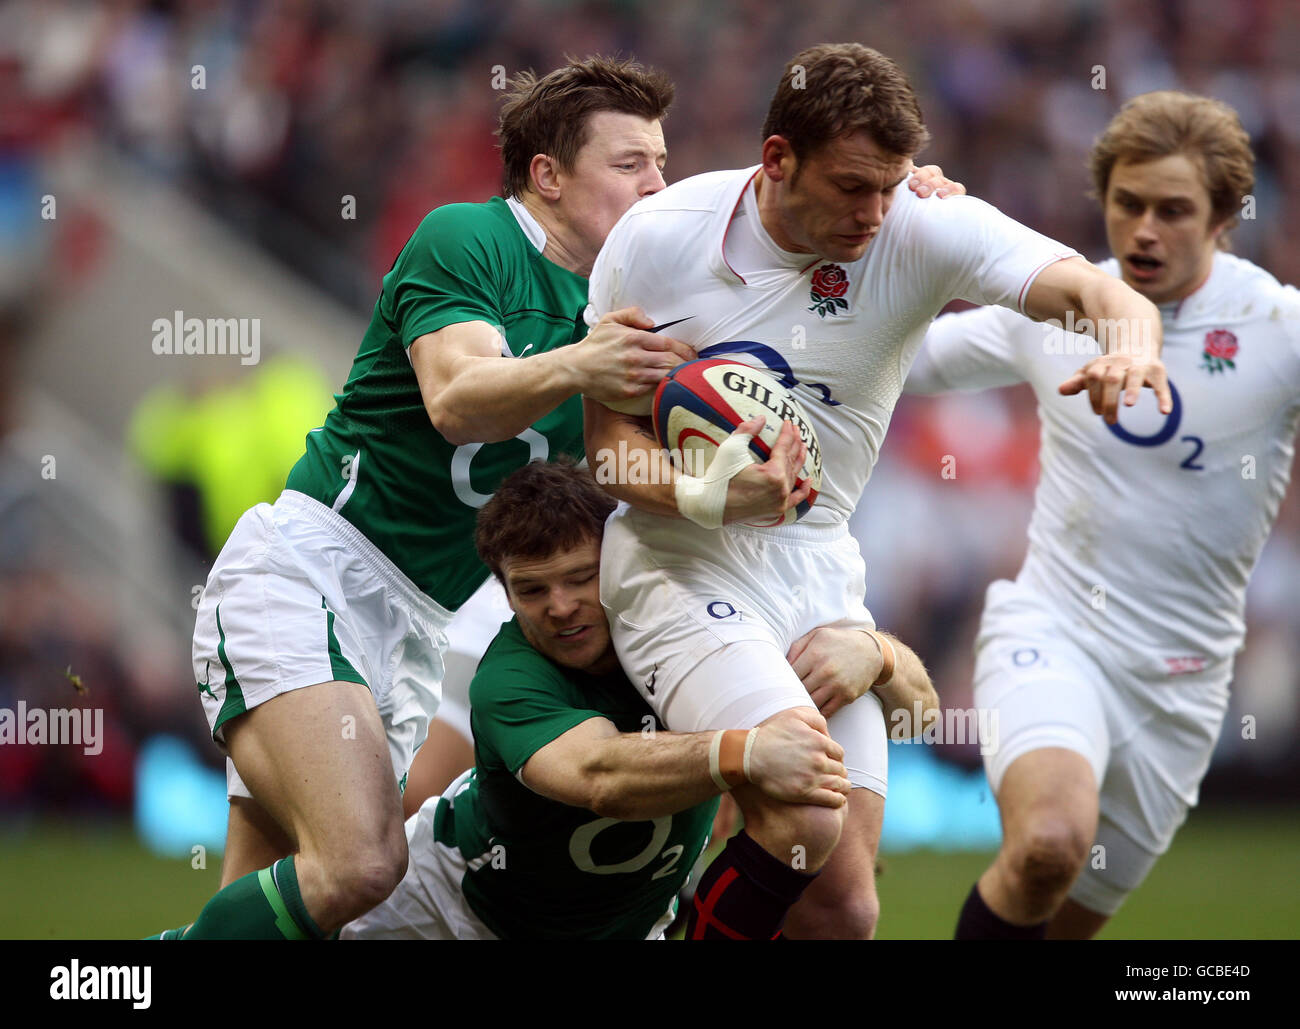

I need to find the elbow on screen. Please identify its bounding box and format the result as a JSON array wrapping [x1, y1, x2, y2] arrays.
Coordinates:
[[585, 774, 634, 820], [425, 400, 471, 446]]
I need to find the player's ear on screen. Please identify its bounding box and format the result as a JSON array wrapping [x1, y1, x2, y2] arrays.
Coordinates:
[[1207, 214, 1231, 249], [760, 135, 795, 183], [529, 154, 563, 201]]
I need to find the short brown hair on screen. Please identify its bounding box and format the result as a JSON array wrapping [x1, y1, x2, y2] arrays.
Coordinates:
[[475, 458, 617, 583], [761, 44, 929, 161], [497, 55, 674, 198], [1089, 91, 1255, 245]]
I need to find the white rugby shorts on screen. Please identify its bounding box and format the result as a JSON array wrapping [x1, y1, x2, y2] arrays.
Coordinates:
[[192, 490, 453, 799], [601, 507, 888, 795], [973, 578, 1231, 915], [341, 773, 497, 940]]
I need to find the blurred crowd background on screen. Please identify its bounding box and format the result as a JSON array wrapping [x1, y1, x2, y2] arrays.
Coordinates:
[[2, 0, 1297, 848]]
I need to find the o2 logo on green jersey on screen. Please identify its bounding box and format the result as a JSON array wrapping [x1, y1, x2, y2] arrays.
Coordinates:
[[1105, 379, 1204, 470], [450, 429, 549, 508], [569, 816, 684, 881]]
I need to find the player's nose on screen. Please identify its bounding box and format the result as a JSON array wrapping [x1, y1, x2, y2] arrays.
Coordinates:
[[548, 587, 581, 619], [855, 193, 884, 227], [642, 165, 667, 196], [1133, 209, 1160, 244]]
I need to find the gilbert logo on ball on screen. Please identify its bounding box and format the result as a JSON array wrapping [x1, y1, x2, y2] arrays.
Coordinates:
[[653, 358, 822, 525]]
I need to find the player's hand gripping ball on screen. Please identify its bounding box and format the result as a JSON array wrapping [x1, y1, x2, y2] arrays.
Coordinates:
[[653, 358, 822, 525]]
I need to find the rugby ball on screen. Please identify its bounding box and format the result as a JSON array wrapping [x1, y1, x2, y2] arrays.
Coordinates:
[[652, 358, 821, 525]]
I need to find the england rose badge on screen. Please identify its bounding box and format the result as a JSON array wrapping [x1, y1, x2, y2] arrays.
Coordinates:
[[809, 264, 850, 317]]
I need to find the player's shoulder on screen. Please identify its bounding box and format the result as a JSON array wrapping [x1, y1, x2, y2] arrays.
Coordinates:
[[882, 187, 1045, 263], [468, 619, 565, 708], [1188, 253, 1300, 331], [406, 197, 524, 259], [889, 186, 1008, 236]]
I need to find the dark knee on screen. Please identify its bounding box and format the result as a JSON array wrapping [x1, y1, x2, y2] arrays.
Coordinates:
[[1009, 817, 1091, 894]]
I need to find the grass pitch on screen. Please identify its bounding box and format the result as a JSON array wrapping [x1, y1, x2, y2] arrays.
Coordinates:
[[1, 806, 1296, 939]]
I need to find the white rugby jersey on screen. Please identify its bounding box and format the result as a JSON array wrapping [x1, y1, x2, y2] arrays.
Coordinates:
[[588, 166, 1078, 526], [906, 252, 1300, 672]]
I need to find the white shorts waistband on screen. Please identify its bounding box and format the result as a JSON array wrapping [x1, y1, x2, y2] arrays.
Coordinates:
[[276, 490, 455, 631]]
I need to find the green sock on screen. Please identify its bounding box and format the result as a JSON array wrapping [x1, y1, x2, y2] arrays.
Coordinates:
[[144, 925, 192, 940], [179, 855, 326, 940]]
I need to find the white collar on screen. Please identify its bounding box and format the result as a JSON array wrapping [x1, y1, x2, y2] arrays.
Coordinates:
[[505, 195, 547, 253]]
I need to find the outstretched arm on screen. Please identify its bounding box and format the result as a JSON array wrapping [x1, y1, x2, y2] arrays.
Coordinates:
[[1026, 257, 1172, 423], [520, 708, 852, 820]]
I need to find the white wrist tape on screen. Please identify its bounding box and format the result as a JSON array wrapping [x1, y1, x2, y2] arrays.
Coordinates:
[[742, 727, 759, 782], [674, 432, 757, 529]]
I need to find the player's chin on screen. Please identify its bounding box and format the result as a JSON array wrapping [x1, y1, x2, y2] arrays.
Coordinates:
[[824, 236, 870, 262], [549, 627, 611, 669]]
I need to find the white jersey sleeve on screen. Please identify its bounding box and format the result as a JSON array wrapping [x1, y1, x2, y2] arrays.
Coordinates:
[[894, 193, 1081, 317], [905, 304, 1035, 395]]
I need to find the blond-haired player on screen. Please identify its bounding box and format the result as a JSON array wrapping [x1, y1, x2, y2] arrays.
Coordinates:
[[905, 91, 1299, 938]]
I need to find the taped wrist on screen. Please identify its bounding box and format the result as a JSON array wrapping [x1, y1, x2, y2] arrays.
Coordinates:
[[674, 432, 757, 529], [867, 630, 896, 687], [709, 730, 750, 791]]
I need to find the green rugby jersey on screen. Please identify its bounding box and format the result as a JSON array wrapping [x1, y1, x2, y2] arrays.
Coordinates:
[[285, 198, 589, 610], [438, 619, 718, 939]]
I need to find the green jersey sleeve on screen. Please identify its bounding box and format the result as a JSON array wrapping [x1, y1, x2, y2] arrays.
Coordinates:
[[469, 653, 609, 776], [388, 203, 516, 347]]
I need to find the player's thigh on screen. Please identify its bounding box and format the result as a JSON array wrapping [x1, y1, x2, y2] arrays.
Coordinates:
[[220, 794, 296, 886], [194, 495, 450, 807], [224, 679, 405, 857], [973, 583, 1110, 823]]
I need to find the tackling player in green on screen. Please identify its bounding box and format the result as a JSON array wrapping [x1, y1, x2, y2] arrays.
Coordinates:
[[344, 459, 937, 939], [156, 57, 688, 940]]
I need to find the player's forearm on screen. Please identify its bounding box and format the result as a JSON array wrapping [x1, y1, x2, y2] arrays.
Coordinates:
[[581, 731, 721, 820], [1070, 270, 1163, 359], [871, 633, 938, 739], [583, 397, 682, 517], [427, 350, 583, 445]]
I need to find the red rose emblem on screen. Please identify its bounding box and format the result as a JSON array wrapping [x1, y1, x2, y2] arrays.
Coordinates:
[[811, 264, 849, 299], [1204, 329, 1238, 360]]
